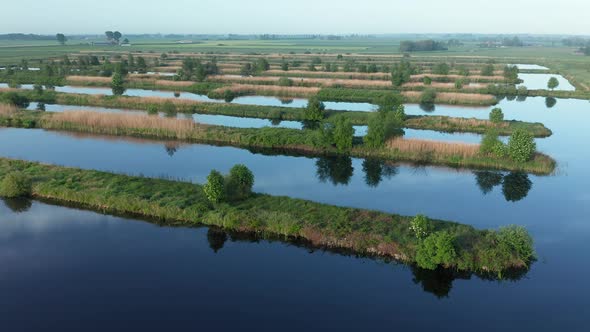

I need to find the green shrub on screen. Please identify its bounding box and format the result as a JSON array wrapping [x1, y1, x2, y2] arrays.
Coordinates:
[[111, 72, 126, 96], [332, 116, 354, 152], [304, 96, 325, 121], [420, 89, 437, 105], [508, 129, 536, 162], [489, 108, 504, 123], [410, 214, 431, 239], [415, 231, 457, 270], [498, 225, 535, 262], [423, 76, 432, 85], [225, 164, 255, 201], [223, 89, 236, 102], [203, 170, 225, 203], [0, 172, 32, 198], [147, 105, 158, 115], [480, 129, 510, 157], [278, 77, 293, 87], [161, 101, 177, 116]]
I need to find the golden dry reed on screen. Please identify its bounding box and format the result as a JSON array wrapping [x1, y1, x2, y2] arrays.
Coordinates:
[[214, 84, 320, 96], [50, 111, 204, 139], [387, 137, 479, 158], [0, 103, 18, 115], [402, 91, 496, 104], [66, 76, 113, 84]]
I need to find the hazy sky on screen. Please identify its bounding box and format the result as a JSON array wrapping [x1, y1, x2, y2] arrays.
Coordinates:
[[3, 0, 589, 35]]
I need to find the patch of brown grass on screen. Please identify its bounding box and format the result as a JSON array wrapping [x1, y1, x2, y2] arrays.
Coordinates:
[[49, 111, 205, 139], [214, 84, 320, 97], [387, 137, 479, 158], [0, 103, 18, 115], [67, 76, 112, 84], [402, 91, 496, 104]]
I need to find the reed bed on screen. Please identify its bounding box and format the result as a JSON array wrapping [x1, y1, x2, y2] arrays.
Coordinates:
[[154, 66, 181, 72], [265, 70, 391, 80], [48, 111, 203, 139], [0, 103, 18, 115], [214, 84, 320, 97], [66, 76, 113, 84], [402, 82, 483, 90], [410, 74, 505, 82], [387, 137, 480, 158], [402, 91, 497, 105]]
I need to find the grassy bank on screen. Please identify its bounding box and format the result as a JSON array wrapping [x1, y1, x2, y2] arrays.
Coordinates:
[[0, 157, 534, 275], [0, 90, 552, 137], [0, 110, 556, 174]]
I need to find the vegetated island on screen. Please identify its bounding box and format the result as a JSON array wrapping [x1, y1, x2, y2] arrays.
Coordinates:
[[0, 157, 535, 276]]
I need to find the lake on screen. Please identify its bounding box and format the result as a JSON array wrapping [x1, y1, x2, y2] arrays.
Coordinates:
[[1, 96, 589, 330]]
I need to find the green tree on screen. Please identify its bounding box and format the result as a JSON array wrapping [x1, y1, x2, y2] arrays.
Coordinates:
[[0, 172, 32, 198], [147, 105, 158, 115], [410, 215, 432, 239], [111, 72, 126, 95], [255, 58, 270, 73], [281, 61, 289, 71], [278, 77, 293, 87], [304, 96, 325, 121], [363, 106, 405, 148], [547, 77, 559, 90], [332, 116, 354, 152], [376, 93, 403, 114], [161, 101, 177, 116], [391, 60, 415, 87], [433, 62, 449, 75], [136, 57, 147, 73], [423, 76, 432, 85], [240, 63, 254, 76], [489, 107, 504, 123], [454, 79, 464, 89], [420, 89, 437, 105], [203, 170, 225, 203], [56, 33, 67, 45], [479, 130, 507, 157], [1, 92, 30, 108], [503, 65, 519, 81], [225, 164, 255, 201], [497, 225, 535, 262], [105, 31, 114, 41], [416, 232, 457, 270], [481, 64, 494, 76], [113, 31, 122, 43], [508, 129, 536, 162]]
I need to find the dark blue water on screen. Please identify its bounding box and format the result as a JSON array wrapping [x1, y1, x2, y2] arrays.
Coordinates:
[[1, 96, 590, 330]]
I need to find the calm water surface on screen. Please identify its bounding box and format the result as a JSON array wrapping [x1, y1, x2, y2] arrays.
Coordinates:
[[1, 96, 590, 330]]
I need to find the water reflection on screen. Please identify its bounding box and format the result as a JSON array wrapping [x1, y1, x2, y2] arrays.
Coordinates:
[[474, 171, 533, 202], [1, 197, 33, 213], [164, 142, 180, 157], [316, 156, 354, 186], [198, 224, 531, 299], [207, 227, 228, 253], [503, 172, 533, 202], [545, 97, 557, 109], [419, 103, 436, 112], [362, 158, 399, 188]]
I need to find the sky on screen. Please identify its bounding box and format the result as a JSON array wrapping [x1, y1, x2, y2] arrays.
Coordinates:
[[3, 0, 589, 35]]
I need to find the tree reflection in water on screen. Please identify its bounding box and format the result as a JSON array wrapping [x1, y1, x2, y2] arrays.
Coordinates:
[[362, 158, 399, 187], [316, 156, 354, 186], [206, 227, 531, 299], [1, 197, 33, 213], [474, 171, 533, 202]]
